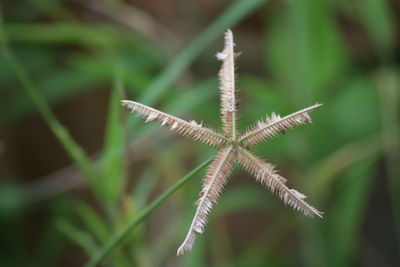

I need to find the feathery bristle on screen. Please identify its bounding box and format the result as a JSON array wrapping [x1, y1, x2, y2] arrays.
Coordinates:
[[240, 104, 322, 147], [177, 146, 235, 256], [237, 148, 323, 218], [121, 100, 226, 147], [217, 29, 238, 138]]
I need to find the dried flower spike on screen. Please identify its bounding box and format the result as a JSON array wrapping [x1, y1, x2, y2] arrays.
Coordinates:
[[122, 29, 323, 256]]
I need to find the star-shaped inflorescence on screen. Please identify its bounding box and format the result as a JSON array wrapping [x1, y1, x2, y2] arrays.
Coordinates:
[[122, 30, 323, 256]]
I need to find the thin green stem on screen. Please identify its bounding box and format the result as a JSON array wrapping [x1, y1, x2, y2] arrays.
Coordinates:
[[85, 157, 213, 267]]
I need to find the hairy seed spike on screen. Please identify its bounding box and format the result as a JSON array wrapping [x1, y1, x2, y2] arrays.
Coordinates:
[[121, 100, 226, 147], [237, 148, 323, 218], [177, 147, 235, 255], [239, 104, 322, 146], [217, 29, 238, 138]]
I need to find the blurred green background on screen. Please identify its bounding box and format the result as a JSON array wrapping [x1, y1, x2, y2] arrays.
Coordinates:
[[0, 0, 399, 266]]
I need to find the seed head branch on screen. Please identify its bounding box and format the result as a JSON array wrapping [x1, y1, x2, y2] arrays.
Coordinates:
[[177, 146, 235, 255], [237, 148, 323, 218], [217, 30, 238, 139], [121, 100, 226, 147], [239, 104, 322, 147]]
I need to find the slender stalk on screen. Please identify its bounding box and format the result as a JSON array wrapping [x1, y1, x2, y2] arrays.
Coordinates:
[[85, 157, 213, 267]]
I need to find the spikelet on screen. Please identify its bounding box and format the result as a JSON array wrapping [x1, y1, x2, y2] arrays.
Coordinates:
[[217, 29, 238, 138], [239, 104, 322, 147], [177, 146, 235, 255], [237, 148, 323, 218], [121, 100, 226, 147]]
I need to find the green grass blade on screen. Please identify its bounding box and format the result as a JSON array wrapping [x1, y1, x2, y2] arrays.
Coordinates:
[[0, 8, 100, 194], [267, 0, 346, 104], [100, 76, 125, 207], [358, 0, 394, 52], [377, 69, 400, 244], [324, 159, 376, 266], [76, 202, 110, 244], [0, 69, 101, 126], [85, 157, 213, 267], [56, 218, 98, 257], [5, 22, 130, 46], [127, 0, 267, 135], [75, 201, 132, 267], [131, 167, 160, 209]]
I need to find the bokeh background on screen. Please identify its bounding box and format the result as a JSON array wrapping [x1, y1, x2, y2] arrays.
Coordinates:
[[1, 0, 399, 266]]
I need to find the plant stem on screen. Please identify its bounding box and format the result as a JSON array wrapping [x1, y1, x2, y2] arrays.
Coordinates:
[[85, 157, 213, 267]]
